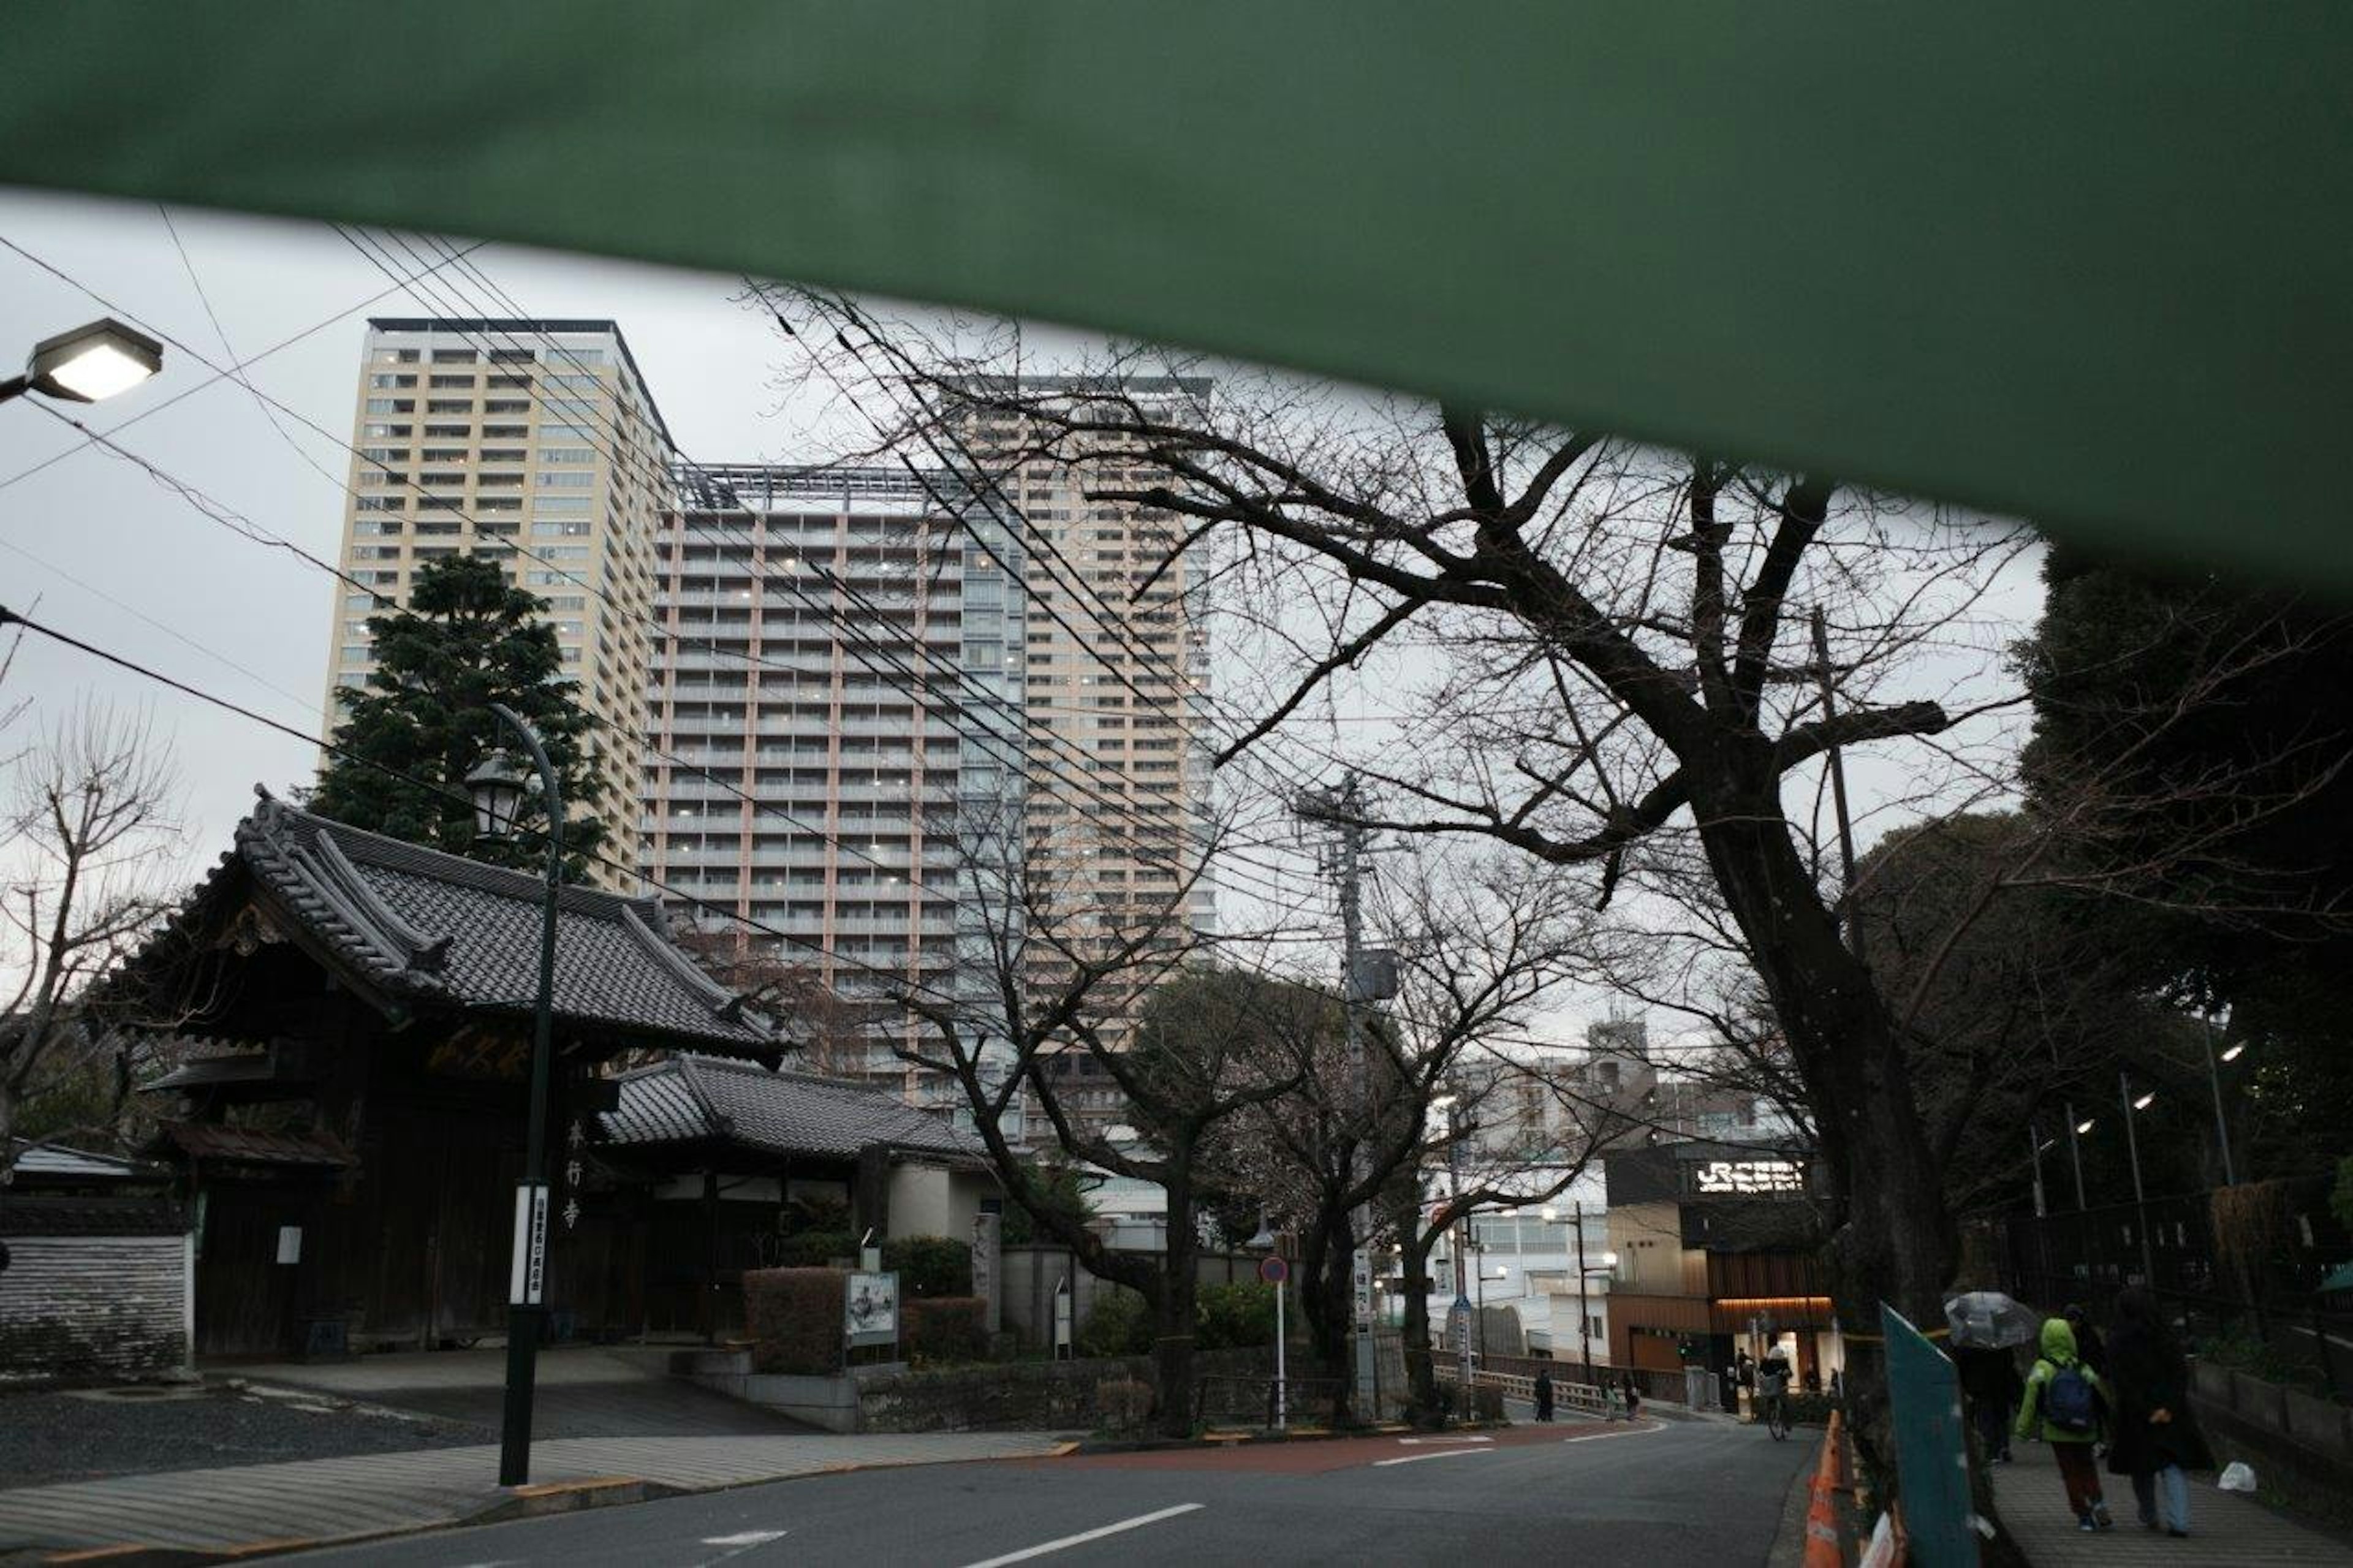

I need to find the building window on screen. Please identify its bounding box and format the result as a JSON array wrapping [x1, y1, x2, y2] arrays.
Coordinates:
[[428, 373, 476, 389], [431, 349, 478, 364], [363, 398, 414, 414], [369, 373, 416, 389], [538, 471, 594, 488]]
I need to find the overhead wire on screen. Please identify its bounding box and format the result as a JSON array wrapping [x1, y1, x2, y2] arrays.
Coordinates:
[[330, 230, 1321, 907]]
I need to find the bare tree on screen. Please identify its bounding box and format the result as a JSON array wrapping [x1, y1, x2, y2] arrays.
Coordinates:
[[889, 795, 1305, 1437], [0, 703, 191, 1177], [768, 295, 2039, 1486]]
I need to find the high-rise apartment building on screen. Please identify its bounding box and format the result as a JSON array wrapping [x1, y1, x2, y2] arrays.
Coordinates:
[[640, 464, 1027, 1113], [954, 377, 1218, 1126], [321, 318, 670, 887]]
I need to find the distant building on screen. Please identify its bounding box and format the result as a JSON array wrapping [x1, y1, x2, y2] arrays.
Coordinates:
[[638, 463, 1027, 1118], [1601, 1138, 1841, 1391], [321, 318, 674, 888], [952, 378, 1218, 1130]]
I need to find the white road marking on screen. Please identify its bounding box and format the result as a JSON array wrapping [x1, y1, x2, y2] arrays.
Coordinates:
[[702, 1532, 789, 1547], [1396, 1434, 1493, 1445], [1562, 1421, 1665, 1444], [957, 1503, 1205, 1567], [1372, 1447, 1496, 1466]]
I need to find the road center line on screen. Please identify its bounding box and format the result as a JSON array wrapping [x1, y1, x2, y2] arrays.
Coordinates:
[[1372, 1448, 1496, 1466], [957, 1503, 1205, 1567]]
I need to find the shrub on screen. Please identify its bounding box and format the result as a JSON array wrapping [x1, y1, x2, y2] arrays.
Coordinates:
[[776, 1229, 856, 1268], [904, 1297, 989, 1366], [884, 1236, 973, 1298], [745, 1267, 846, 1374], [1078, 1288, 1154, 1358], [1195, 1282, 1275, 1351]]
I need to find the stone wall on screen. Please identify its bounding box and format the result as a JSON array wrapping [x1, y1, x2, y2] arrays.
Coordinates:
[[856, 1346, 1275, 1434], [0, 1203, 191, 1382], [2189, 1357, 2353, 1524]]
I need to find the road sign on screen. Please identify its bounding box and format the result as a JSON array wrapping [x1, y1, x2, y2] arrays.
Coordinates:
[[1258, 1255, 1290, 1285]]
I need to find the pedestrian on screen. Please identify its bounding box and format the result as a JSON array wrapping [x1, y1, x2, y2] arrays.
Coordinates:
[[2064, 1302, 2107, 1377], [1533, 1366, 1556, 1423], [2105, 1287, 2213, 1540], [2016, 1316, 2115, 1532], [1954, 1343, 2023, 1463], [1621, 1370, 1642, 1421]]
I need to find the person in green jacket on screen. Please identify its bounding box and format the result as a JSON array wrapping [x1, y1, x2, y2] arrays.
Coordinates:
[[2016, 1316, 2115, 1531]]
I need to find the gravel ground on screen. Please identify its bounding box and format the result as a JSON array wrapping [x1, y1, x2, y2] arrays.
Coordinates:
[[0, 1383, 484, 1487]]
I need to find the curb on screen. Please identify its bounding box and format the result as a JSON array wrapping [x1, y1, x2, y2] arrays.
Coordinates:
[[29, 1472, 680, 1566]]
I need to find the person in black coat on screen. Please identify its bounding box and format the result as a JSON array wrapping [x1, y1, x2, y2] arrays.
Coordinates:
[[2104, 1287, 2215, 1539], [2064, 1303, 2107, 1376], [1533, 1366, 1556, 1422], [1954, 1343, 2024, 1462]]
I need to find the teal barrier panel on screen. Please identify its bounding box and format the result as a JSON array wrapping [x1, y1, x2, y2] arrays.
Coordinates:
[[1882, 1303, 1976, 1566]]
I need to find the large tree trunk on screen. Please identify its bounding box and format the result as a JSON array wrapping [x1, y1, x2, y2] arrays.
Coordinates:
[[1694, 756, 1956, 1494], [1154, 1164, 1200, 1439], [1391, 1197, 1441, 1420]]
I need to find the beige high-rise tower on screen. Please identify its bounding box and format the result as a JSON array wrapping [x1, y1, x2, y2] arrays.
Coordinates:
[[319, 318, 670, 888], [955, 376, 1216, 1130]]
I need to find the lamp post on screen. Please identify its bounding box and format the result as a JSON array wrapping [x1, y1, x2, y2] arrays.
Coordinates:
[[466, 705, 563, 1488], [1544, 1202, 1615, 1387], [2121, 1070, 2157, 1286], [2203, 1013, 2238, 1187], [2066, 1102, 2090, 1210], [0, 318, 162, 406]]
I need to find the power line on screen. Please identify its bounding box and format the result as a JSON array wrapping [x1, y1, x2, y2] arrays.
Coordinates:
[[325, 237, 1318, 905], [0, 230, 486, 493]]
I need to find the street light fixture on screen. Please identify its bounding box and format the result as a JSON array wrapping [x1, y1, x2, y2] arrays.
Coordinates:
[[0, 318, 163, 406], [468, 706, 563, 1489], [2219, 1043, 2246, 1064]]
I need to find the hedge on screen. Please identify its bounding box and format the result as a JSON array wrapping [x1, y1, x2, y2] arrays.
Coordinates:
[[904, 1297, 989, 1365], [882, 1236, 972, 1298], [745, 1267, 846, 1374]]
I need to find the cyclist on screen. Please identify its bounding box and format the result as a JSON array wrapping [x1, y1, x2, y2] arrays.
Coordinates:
[[1757, 1352, 1794, 1438]]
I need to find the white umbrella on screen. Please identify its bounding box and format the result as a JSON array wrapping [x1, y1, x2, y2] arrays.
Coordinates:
[[1944, 1290, 2040, 1349]]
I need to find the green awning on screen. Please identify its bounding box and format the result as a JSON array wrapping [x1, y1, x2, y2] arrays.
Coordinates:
[[5, 4, 2349, 588]]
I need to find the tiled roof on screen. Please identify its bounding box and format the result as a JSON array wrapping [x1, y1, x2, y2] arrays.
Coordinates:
[[602, 1055, 985, 1165], [157, 1120, 357, 1168], [6, 1139, 162, 1183], [147, 795, 776, 1054]]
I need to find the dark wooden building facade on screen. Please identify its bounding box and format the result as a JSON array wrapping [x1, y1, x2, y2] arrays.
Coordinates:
[[118, 795, 782, 1358]]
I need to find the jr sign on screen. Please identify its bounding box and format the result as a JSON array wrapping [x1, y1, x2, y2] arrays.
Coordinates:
[[1693, 1158, 1805, 1195]]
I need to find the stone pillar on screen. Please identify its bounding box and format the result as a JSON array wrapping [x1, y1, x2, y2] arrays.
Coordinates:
[[971, 1208, 1002, 1336]]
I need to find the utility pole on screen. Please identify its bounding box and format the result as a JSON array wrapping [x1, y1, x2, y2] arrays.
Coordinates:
[[1298, 772, 1385, 1418], [1810, 607, 1865, 962], [1575, 1201, 1594, 1384]]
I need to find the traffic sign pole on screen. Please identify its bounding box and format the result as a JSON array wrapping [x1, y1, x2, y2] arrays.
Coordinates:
[[1259, 1253, 1290, 1430]]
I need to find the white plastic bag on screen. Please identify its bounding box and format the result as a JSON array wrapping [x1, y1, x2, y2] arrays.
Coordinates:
[[2218, 1461, 2259, 1493]]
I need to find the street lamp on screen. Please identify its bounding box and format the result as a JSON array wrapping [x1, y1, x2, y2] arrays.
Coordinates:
[[0, 318, 163, 406], [2120, 1069, 2156, 1286], [467, 707, 563, 1488], [1544, 1202, 1618, 1386]]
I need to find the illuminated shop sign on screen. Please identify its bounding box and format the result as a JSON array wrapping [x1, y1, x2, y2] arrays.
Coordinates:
[[1693, 1158, 1805, 1195]]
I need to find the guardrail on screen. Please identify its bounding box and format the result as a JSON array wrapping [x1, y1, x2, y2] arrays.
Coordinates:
[[1433, 1363, 1617, 1417]]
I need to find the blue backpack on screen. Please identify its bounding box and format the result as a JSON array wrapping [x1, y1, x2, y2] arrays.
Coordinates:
[[2044, 1363, 2096, 1433]]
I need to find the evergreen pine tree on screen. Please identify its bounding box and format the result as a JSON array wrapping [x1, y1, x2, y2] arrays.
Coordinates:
[[310, 554, 610, 876]]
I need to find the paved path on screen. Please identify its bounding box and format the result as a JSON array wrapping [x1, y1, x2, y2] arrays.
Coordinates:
[[1990, 1444, 2353, 1563], [0, 1431, 1066, 1558], [284, 1415, 1813, 1567]]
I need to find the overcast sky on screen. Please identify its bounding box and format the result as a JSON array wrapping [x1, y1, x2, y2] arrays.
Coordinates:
[[0, 186, 2044, 1053], [0, 188, 836, 889]]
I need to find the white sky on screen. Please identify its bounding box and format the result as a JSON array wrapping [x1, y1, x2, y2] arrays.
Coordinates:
[[0, 186, 2046, 1051]]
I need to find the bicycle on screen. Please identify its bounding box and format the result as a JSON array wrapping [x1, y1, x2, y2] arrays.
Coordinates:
[[1761, 1390, 1790, 1440]]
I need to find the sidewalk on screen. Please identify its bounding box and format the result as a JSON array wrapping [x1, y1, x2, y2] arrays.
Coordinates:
[[0, 1430, 1067, 1560], [1990, 1443, 2353, 1563]]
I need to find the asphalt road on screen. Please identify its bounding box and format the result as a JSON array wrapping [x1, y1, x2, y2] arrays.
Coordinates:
[[286, 1416, 1811, 1567]]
